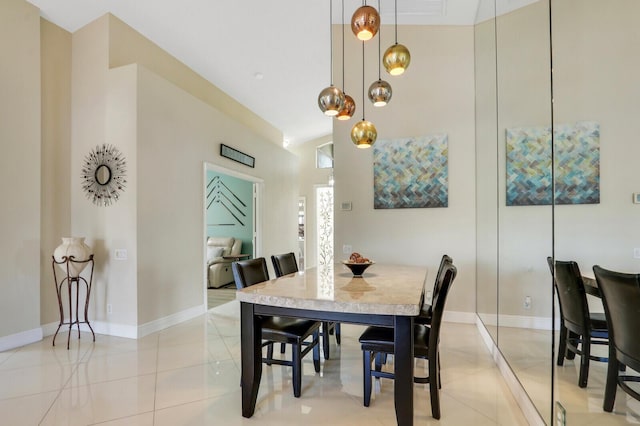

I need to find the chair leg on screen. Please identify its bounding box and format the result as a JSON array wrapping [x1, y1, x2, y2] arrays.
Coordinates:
[[374, 352, 384, 372], [603, 348, 618, 412], [322, 322, 331, 360], [335, 323, 341, 344], [557, 324, 567, 366], [313, 330, 321, 373], [429, 347, 441, 419], [566, 331, 578, 360], [292, 343, 302, 398], [266, 342, 274, 365], [363, 350, 373, 407], [578, 335, 590, 388]]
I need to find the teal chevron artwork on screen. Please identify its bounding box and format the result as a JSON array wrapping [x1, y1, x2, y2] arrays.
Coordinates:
[[373, 135, 448, 209], [506, 121, 600, 206]]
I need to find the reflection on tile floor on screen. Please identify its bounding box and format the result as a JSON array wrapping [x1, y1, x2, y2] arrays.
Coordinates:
[[499, 325, 640, 425], [12, 301, 639, 424]]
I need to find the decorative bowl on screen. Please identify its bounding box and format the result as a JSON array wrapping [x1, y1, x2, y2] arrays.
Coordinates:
[[342, 261, 374, 277]]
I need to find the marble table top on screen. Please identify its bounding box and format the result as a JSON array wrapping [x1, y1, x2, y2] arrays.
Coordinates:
[[236, 263, 428, 316]]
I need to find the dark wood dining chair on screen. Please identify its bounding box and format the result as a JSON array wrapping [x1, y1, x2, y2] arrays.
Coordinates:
[[415, 254, 453, 326], [547, 257, 608, 388], [232, 257, 321, 398], [358, 262, 457, 420], [593, 265, 640, 412], [271, 252, 341, 360]]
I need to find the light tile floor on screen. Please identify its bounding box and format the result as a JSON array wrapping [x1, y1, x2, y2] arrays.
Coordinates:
[[8, 301, 631, 425]]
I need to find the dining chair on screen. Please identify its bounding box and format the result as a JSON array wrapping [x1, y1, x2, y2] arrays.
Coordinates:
[[415, 254, 453, 326], [358, 262, 457, 420], [593, 265, 640, 412], [547, 257, 608, 388], [232, 257, 321, 398], [271, 252, 341, 360]]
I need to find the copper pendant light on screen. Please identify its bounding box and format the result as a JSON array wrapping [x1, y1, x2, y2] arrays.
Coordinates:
[[383, 0, 411, 76], [351, 41, 377, 148], [318, 0, 345, 116], [351, 2, 380, 41], [337, 0, 355, 121], [368, 1, 392, 107]]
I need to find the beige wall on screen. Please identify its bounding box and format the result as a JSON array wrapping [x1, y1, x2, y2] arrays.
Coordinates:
[[333, 24, 477, 315], [0, 0, 42, 345], [40, 19, 72, 326], [289, 135, 333, 270]]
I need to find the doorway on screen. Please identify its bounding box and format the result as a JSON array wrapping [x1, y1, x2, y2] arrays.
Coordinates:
[[204, 162, 262, 309]]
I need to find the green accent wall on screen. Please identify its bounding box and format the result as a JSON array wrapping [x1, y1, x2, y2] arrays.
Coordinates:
[[206, 171, 253, 256]]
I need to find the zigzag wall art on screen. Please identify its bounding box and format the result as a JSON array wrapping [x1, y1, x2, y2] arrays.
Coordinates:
[[506, 121, 600, 206], [373, 134, 449, 209]]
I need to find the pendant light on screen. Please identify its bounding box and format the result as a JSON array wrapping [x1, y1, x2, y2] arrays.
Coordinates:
[[383, 0, 411, 76], [318, 0, 345, 116], [337, 0, 355, 121], [351, 41, 377, 149], [351, 1, 380, 41], [368, 0, 392, 107]]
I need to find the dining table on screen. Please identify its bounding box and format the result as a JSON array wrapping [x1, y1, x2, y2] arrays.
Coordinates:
[[235, 262, 428, 426]]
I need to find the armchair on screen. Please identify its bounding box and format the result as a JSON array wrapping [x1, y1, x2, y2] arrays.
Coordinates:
[[207, 237, 242, 288]]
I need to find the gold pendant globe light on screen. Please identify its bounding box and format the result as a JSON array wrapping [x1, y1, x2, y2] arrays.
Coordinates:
[[383, 0, 411, 76], [337, 0, 355, 121], [351, 2, 380, 41], [368, 0, 392, 107], [351, 41, 377, 149], [318, 0, 345, 116]]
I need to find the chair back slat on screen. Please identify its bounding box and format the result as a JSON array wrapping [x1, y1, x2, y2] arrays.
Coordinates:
[[549, 258, 591, 331], [233, 257, 269, 289], [428, 263, 457, 346], [593, 265, 640, 369], [271, 252, 298, 277], [424, 255, 453, 313]]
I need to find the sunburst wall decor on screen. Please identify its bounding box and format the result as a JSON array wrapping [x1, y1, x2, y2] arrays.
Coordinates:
[[81, 144, 127, 207]]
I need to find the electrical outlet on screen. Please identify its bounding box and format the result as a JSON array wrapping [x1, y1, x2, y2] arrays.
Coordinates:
[[114, 249, 127, 260], [343, 245, 352, 254], [107, 304, 113, 314], [634, 248, 640, 259], [524, 296, 532, 310]]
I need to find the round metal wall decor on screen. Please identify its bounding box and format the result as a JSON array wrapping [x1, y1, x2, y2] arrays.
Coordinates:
[[81, 144, 127, 207]]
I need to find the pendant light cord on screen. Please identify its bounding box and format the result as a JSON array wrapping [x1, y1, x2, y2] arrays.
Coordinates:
[[329, 0, 334, 85], [377, 0, 381, 80], [341, 0, 345, 91], [394, 0, 398, 43], [362, 41, 365, 120]]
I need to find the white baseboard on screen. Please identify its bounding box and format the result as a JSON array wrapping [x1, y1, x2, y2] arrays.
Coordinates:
[[0, 327, 43, 352], [476, 313, 560, 331], [476, 316, 545, 426], [41, 303, 207, 341], [443, 310, 477, 324], [137, 304, 206, 338]]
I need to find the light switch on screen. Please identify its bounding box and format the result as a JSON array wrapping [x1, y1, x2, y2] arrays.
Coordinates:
[[114, 249, 128, 260]]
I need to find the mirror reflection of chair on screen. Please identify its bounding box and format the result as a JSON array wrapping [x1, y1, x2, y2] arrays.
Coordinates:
[[593, 265, 640, 412], [232, 257, 321, 397], [358, 262, 457, 420], [271, 252, 341, 360], [547, 257, 608, 388]]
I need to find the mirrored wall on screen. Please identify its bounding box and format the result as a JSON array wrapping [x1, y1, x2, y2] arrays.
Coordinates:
[[476, 0, 640, 423]]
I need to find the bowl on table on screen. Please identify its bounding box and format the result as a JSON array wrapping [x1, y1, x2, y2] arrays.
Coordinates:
[[341, 260, 374, 277]]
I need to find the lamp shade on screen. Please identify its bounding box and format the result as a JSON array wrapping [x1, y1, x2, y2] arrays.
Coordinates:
[[350, 119, 377, 148], [383, 43, 411, 76], [368, 79, 392, 107], [318, 85, 345, 116], [351, 5, 380, 41], [336, 94, 356, 120]]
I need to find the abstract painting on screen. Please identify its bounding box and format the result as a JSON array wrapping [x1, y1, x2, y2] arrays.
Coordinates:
[[373, 134, 448, 209], [506, 121, 600, 206]]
